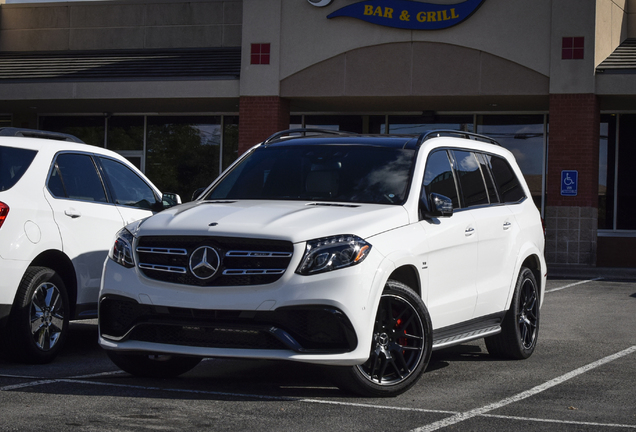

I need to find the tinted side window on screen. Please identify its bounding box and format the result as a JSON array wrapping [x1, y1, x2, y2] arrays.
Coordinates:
[[487, 155, 526, 203], [423, 150, 460, 209], [48, 153, 107, 202], [0, 146, 37, 191], [475, 153, 499, 203], [99, 157, 158, 210], [452, 150, 489, 207]]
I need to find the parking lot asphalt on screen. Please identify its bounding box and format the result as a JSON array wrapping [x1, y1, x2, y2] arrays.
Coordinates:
[[1, 276, 635, 432]]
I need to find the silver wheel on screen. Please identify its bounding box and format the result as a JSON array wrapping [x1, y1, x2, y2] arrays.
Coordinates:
[[30, 282, 66, 351]]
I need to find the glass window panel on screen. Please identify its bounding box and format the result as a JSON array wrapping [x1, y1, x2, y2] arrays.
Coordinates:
[[107, 116, 144, 151], [423, 150, 460, 209], [387, 115, 474, 134], [616, 114, 636, 230], [39, 116, 105, 146], [598, 114, 616, 230], [452, 150, 489, 207], [51, 153, 107, 202], [486, 154, 526, 203], [100, 157, 158, 210], [146, 116, 221, 201], [477, 115, 544, 209]]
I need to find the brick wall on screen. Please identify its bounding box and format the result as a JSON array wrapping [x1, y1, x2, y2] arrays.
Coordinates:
[[545, 94, 600, 265], [238, 96, 290, 155], [547, 94, 600, 207]]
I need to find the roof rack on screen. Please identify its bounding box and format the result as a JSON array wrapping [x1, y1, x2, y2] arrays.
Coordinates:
[[418, 130, 500, 146], [263, 128, 357, 145], [0, 127, 85, 143]]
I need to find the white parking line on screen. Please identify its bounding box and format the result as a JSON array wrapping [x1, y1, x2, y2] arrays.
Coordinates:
[[409, 345, 636, 432], [546, 277, 603, 293], [482, 413, 636, 429]]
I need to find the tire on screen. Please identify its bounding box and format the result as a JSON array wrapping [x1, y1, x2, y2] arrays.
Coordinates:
[[485, 266, 540, 360], [105, 350, 202, 378], [330, 280, 432, 397], [3, 266, 70, 364]]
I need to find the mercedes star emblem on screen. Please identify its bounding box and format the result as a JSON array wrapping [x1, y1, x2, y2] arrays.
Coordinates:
[[189, 246, 221, 280]]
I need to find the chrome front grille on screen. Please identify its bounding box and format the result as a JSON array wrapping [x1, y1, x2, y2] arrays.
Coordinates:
[[136, 236, 294, 286]]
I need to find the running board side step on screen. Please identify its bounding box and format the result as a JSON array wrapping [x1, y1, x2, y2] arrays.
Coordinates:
[[432, 325, 501, 350]]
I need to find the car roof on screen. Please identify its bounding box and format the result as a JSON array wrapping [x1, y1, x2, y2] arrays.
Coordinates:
[[261, 128, 501, 151], [0, 136, 123, 159]]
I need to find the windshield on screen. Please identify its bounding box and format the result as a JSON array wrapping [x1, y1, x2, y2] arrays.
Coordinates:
[[204, 145, 416, 205], [0, 146, 37, 191]]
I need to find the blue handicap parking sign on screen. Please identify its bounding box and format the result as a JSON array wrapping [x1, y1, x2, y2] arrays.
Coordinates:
[[561, 170, 578, 196]]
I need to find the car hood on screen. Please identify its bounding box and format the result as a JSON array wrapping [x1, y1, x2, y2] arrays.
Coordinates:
[[134, 200, 411, 243]]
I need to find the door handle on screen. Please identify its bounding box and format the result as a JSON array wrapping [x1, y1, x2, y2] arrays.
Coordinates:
[[64, 209, 81, 218], [465, 226, 475, 236], [503, 221, 512, 230]]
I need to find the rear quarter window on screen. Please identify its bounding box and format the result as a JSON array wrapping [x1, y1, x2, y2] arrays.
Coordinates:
[[487, 154, 526, 203], [0, 146, 38, 191]]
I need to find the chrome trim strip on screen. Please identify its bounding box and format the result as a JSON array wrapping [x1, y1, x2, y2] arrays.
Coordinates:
[[226, 251, 292, 258], [136, 247, 188, 255], [222, 269, 286, 276], [139, 263, 187, 274]]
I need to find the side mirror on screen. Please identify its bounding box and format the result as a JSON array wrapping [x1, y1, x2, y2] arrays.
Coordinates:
[[162, 192, 182, 209], [422, 193, 453, 219]]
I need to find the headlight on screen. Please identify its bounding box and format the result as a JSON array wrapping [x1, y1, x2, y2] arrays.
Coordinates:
[[108, 227, 135, 268], [296, 235, 371, 275]]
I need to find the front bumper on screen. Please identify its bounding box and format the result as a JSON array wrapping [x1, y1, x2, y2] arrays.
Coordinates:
[[98, 246, 386, 366]]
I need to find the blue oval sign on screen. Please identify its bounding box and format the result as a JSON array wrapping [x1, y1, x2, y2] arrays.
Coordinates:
[[327, 0, 487, 30]]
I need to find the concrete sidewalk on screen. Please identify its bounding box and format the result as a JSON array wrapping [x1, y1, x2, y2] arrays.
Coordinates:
[[547, 264, 636, 281]]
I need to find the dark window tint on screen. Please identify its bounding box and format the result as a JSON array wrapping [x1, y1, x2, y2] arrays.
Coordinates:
[[423, 150, 460, 209], [0, 146, 37, 191], [476, 153, 499, 203], [206, 145, 415, 205], [487, 155, 526, 203], [100, 157, 157, 210], [48, 153, 107, 202], [452, 150, 489, 207]]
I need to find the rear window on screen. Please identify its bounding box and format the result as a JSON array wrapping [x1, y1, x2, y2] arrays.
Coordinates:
[[205, 145, 416, 205], [0, 146, 37, 191]]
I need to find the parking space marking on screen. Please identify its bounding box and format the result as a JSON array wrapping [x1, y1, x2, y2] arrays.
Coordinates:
[[546, 278, 603, 293], [0, 379, 58, 391], [482, 414, 636, 429], [409, 345, 636, 432]]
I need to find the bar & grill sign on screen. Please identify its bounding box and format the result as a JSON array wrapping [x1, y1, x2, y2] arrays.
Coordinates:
[[327, 0, 486, 30]]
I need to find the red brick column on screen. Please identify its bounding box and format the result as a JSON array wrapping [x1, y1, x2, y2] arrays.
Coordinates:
[[238, 96, 290, 155], [545, 94, 600, 265], [547, 94, 600, 207]]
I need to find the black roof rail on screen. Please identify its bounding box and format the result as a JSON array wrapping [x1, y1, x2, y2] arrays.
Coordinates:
[[0, 127, 85, 143], [263, 128, 358, 145], [418, 129, 500, 147]]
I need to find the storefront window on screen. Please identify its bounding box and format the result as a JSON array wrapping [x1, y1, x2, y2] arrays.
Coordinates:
[[387, 115, 474, 134], [107, 116, 144, 151], [301, 115, 385, 134], [477, 115, 546, 210], [616, 115, 636, 230], [598, 115, 616, 230], [39, 116, 106, 146], [146, 116, 222, 201]]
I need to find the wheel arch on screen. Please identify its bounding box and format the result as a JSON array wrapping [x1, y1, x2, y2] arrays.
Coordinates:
[[387, 264, 421, 298], [30, 250, 78, 318]]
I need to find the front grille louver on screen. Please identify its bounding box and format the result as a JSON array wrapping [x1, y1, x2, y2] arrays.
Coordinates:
[[136, 236, 294, 286]]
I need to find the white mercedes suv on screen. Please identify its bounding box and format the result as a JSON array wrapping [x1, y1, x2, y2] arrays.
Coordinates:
[[0, 128, 179, 364], [98, 129, 546, 397]]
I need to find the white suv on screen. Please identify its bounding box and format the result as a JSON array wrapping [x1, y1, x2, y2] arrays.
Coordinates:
[[0, 128, 179, 364], [98, 129, 546, 396]]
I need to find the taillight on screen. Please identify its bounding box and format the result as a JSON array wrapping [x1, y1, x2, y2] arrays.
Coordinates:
[[0, 202, 8, 229]]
